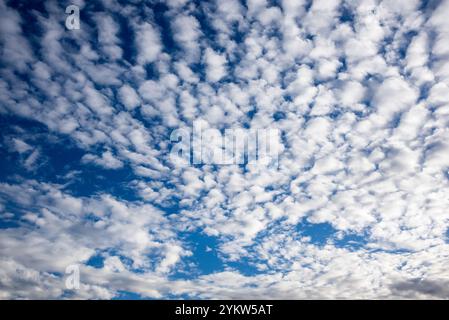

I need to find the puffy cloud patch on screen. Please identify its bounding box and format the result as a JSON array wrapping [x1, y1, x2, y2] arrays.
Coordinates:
[[0, 0, 449, 299]]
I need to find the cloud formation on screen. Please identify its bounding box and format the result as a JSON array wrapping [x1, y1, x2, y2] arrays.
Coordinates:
[[0, 0, 449, 299]]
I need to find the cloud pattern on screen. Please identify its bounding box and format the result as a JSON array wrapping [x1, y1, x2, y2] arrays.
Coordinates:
[[1, 0, 449, 299]]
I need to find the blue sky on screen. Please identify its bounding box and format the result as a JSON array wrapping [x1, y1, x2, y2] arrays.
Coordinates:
[[1, 0, 449, 299]]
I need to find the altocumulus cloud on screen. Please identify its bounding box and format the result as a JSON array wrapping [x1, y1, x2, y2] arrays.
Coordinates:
[[1, 0, 449, 299]]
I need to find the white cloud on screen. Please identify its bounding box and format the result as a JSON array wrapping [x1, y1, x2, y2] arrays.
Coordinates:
[[118, 84, 140, 110], [82, 150, 124, 169], [204, 48, 227, 82], [171, 14, 202, 61], [1, 0, 449, 300], [135, 23, 162, 65]]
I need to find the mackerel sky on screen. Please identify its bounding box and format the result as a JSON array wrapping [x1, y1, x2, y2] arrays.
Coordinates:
[[1, 0, 449, 299]]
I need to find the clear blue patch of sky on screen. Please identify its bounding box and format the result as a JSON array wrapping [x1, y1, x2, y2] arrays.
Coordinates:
[[85, 253, 105, 269], [298, 219, 369, 250], [225, 259, 262, 277], [113, 291, 148, 300], [170, 231, 223, 279], [298, 221, 336, 246], [0, 115, 144, 201]]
